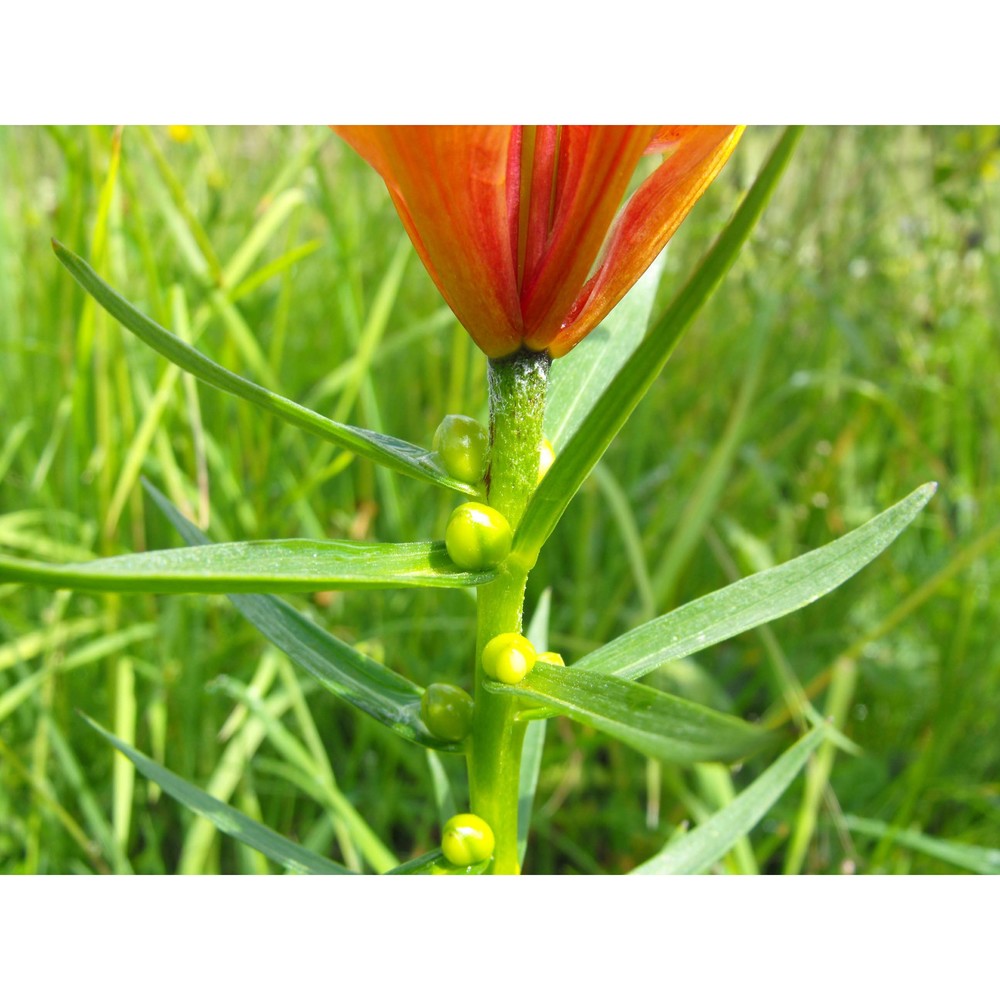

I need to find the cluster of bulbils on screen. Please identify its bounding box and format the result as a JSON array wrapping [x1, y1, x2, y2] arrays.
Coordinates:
[[420, 414, 562, 869]]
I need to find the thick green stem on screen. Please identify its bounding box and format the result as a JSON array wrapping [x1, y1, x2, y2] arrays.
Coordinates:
[[469, 349, 549, 874]]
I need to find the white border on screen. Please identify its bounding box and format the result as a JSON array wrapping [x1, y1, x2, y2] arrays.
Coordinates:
[[2, 877, 995, 994], [4, 2, 996, 124]]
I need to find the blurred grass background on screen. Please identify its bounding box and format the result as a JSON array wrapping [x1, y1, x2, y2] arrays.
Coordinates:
[[0, 125, 997, 874]]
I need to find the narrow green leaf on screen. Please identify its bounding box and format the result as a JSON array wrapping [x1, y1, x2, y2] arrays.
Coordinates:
[[386, 849, 489, 875], [52, 240, 478, 496], [544, 251, 666, 449], [47, 720, 134, 874], [576, 483, 936, 682], [632, 726, 828, 874], [209, 672, 399, 873], [843, 816, 1000, 875], [146, 483, 460, 752], [514, 127, 804, 564], [518, 589, 552, 866], [425, 750, 458, 827], [81, 714, 352, 875], [0, 539, 495, 593], [496, 662, 773, 765], [518, 720, 546, 868]]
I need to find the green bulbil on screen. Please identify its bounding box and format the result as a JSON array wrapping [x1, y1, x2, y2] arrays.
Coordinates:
[[441, 813, 495, 867], [445, 502, 512, 570], [420, 683, 474, 742], [433, 414, 489, 484], [482, 632, 537, 685]]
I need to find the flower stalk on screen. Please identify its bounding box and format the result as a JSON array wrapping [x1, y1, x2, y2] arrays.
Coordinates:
[[468, 349, 550, 873]]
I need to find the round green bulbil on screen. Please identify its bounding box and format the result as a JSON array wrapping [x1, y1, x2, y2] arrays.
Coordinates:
[[441, 813, 495, 867], [433, 414, 489, 484], [420, 683, 474, 742], [482, 632, 537, 684], [445, 502, 512, 570]]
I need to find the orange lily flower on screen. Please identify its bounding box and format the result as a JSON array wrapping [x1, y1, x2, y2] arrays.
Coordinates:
[[333, 126, 743, 359]]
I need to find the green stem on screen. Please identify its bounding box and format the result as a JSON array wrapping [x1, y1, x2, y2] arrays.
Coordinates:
[[469, 348, 549, 874]]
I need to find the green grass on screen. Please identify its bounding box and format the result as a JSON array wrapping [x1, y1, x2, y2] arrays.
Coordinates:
[[1, 125, 997, 874]]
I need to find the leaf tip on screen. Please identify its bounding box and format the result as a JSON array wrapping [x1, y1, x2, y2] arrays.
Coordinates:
[[51, 238, 75, 269], [916, 481, 939, 505], [75, 708, 100, 732]]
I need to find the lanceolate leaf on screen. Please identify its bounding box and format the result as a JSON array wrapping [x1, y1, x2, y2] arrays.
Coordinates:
[[0, 539, 495, 593], [82, 714, 352, 875], [544, 251, 666, 450], [518, 589, 552, 867], [146, 484, 460, 752], [53, 240, 478, 496], [513, 127, 804, 564], [494, 662, 773, 765], [575, 483, 936, 682], [631, 726, 828, 874]]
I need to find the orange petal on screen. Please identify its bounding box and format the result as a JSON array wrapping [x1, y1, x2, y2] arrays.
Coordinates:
[[644, 126, 695, 154], [547, 126, 744, 358], [521, 126, 656, 347], [333, 126, 524, 357], [517, 126, 561, 295]]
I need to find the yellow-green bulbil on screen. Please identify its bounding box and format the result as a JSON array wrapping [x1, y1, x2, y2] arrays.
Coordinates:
[[482, 632, 537, 684], [444, 502, 512, 570], [441, 813, 495, 867]]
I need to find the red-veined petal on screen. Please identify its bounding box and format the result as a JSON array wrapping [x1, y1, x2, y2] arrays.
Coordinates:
[[333, 126, 524, 357], [518, 125, 560, 295], [644, 126, 693, 154], [547, 126, 744, 358], [521, 126, 656, 347]]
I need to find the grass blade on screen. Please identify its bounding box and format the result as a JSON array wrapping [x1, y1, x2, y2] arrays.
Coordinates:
[[112, 656, 136, 856], [632, 726, 828, 874], [513, 127, 804, 564], [0, 539, 495, 593], [648, 311, 772, 609], [574, 483, 936, 681], [0, 624, 158, 725], [497, 662, 773, 765], [81, 714, 351, 874], [212, 672, 398, 872], [843, 816, 1000, 875], [52, 240, 478, 496]]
